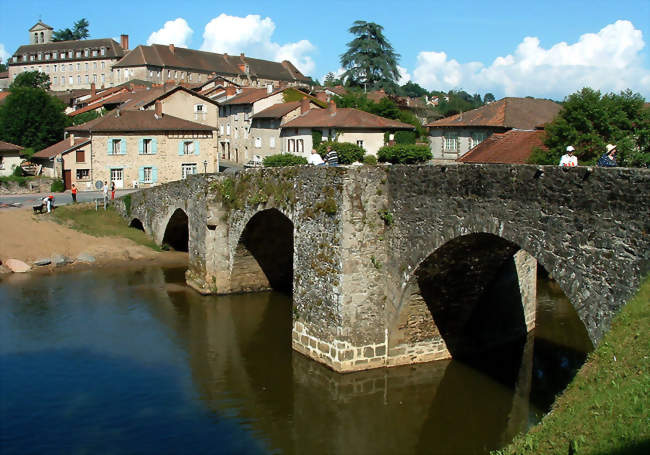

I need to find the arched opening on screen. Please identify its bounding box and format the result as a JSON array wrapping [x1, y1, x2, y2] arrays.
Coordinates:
[[129, 218, 145, 231], [232, 208, 293, 293], [162, 209, 189, 252]]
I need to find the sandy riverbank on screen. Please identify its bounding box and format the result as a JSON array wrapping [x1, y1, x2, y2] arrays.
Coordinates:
[[0, 207, 187, 274]]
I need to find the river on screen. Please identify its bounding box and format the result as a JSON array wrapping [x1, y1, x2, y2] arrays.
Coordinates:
[[0, 266, 592, 454]]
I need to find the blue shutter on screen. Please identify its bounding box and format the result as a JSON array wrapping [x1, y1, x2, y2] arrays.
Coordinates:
[[152, 138, 157, 155], [178, 141, 184, 156], [152, 166, 158, 183], [194, 141, 200, 155], [138, 166, 144, 182], [107, 137, 113, 155], [138, 139, 143, 155], [120, 138, 126, 155]]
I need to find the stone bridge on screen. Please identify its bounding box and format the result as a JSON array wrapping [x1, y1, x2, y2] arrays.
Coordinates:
[[118, 164, 649, 372]]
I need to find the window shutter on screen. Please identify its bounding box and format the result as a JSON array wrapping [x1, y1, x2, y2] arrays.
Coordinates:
[[138, 166, 144, 182], [107, 137, 112, 155], [178, 141, 184, 156], [194, 141, 200, 155], [152, 138, 157, 155], [138, 138, 143, 155], [152, 167, 158, 183], [120, 138, 127, 155]]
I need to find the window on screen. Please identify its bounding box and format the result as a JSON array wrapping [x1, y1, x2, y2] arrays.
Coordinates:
[[93, 74, 97, 82], [53, 64, 58, 72], [101, 74, 105, 83], [117, 69, 121, 80], [287, 139, 295, 152], [470, 132, 487, 149], [219, 125, 224, 135], [255, 137, 261, 148], [38, 53, 42, 60], [181, 163, 197, 179], [183, 141, 194, 155], [85, 75, 89, 83], [167, 70, 171, 78], [76, 63, 80, 71], [194, 104, 206, 121], [76, 150, 85, 162], [61, 65, 65, 72], [53, 76, 58, 85], [142, 139, 152, 154], [69, 63, 72, 71], [234, 127, 238, 139], [111, 139, 121, 155], [45, 54, 49, 60], [143, 167, 152, 183], [85, 63, 89, 71], [76, 169, 90, 180], [110, 168, 123, 186], [101, 47, 106, 56], [356, 140, 364, 148], [76, 51, 81, 58], [124, 69, 129, 79], [69, 76, 73, 85], [296, 139, 304, 153], [84, 49, 89, 57], [68, 51, 73, 58], [270, 137, 276, 148], [444, 132, 458, 152], [101, 61, 105, 69], [77, 75, 81, 84], [226, 124, 231, 135], [53, 52, 57, 59]]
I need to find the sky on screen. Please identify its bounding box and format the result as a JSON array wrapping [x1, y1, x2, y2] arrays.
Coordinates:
[[1, 0, 649, 100]]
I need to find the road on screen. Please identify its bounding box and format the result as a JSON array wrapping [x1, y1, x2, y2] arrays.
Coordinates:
[[0, 189, 140, 208]]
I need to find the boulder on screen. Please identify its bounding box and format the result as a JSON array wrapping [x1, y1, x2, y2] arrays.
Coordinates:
[[5, 258, 31, 273], [76, 253, 96, 263], [52, 255, 72, 267], [33, 258, 52, 266]]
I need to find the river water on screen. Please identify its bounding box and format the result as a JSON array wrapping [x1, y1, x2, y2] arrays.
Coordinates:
[[0, 266, 592, 454]]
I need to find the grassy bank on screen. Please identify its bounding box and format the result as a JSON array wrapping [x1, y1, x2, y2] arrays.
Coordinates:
[[495, 275, 650, 455], [51, 203, 160, 251]]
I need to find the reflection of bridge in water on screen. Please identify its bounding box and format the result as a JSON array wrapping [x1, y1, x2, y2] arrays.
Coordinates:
[[121, 164, 649, 372], [140, 266, 547, 454]]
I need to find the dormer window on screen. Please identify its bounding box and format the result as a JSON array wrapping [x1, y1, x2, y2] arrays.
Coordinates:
[[84, 49, 89, 57], [76, 51, 81, 58], [38, 53, 42, 60], [52, 52, 57, 59], [68, 51, 73, 58], [100, 47, 105, 56], [45, 54, 50, 60]]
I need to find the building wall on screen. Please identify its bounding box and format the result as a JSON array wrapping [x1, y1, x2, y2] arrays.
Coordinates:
[[429, 127, 502, 160], [0, 152, 23, 177], [9, 58, 119, 90], [61, 145, 94, 190], [142, 91, 219, 128], [281, 128, 390, 157], [90, 132, 218, 189]]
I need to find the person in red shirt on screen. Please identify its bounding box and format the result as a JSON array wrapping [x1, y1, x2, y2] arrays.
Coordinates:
[[110, 181, 115, 200], [71, 184, 77, 203]]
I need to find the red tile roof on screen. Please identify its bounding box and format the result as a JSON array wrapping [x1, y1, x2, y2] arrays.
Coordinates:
[[458, 130, 547, 164], [222, 88, 277, 105], [32, 137, 90, 159], [66, 109, 214, 133], [283, 107, 414, 130], [252, 102, 302, 119], [427, 97, 561, 129], [0, 140, 24, 153], [120, 85, 219, 110]]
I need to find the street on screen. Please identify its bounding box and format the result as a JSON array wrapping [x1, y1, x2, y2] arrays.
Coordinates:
[[0, 188, 141, 208]]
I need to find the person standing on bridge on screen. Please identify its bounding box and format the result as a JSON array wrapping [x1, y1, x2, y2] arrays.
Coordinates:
[[597, 144, 618, 167], [559, 146, 578, 167], [325, 145, 339, 167]]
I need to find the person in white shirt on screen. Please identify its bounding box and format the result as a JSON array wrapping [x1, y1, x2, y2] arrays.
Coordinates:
[[559, 145, 578, 167], [307, 149, 325, 166]]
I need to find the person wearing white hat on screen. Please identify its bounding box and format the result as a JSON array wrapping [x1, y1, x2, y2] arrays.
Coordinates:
[[559, 145, 578, 167], [597, 144, 618, 167]]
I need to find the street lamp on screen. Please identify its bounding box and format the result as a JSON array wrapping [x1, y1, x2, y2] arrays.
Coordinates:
[[203, 160, 208, 174]]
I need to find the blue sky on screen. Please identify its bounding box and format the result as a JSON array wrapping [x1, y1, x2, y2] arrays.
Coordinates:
[[2, 0, 649, 99]]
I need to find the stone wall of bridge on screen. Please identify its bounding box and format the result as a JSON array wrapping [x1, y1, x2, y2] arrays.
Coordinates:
[[118, 164, 650, 372]]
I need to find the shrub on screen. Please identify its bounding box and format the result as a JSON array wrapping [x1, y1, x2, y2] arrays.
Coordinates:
[[262, 153, 308, 167], [50, 179, 65, 192], [394, 130, 417, 144], [363, 154, 377, 165], [377, 144, 432, 164], [12, 164, 23, 177], [316, 141, 365, 164], [311, 129, 322, 148]]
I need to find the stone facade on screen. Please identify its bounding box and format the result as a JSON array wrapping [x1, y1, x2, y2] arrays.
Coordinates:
[[121, 164, 650, 372], [428, 126, 501, 160]]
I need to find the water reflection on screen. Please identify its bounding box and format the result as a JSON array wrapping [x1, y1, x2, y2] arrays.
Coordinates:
[[0, 266, 592, 455]]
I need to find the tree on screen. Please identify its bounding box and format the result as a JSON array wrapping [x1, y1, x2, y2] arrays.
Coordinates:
[[340, 21, 400, 89], [10, 71, 51, 90], [0, 87, 69, 150], [398, 81, 428, 98], [484, 93, 495, 104], [0, 60, 7, 73], [530, 88, 649, 167], [52, 18, 90, 41], [71, 108, 105, 125], [324, 72, 343, 87]]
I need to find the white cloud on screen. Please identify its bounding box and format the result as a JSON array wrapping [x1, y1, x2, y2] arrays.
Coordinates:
[[0, 43, 9, 64], [200, 14, 316, 76], [147, 18, 193, 48], [397, 65, 411, 85], [412, 20, 650, 99]]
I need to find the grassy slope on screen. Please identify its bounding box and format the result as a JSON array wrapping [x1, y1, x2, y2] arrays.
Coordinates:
[[52, 203, 160, 251], [496, 275, 650, 455]]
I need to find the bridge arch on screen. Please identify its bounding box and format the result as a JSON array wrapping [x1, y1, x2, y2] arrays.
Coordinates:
[[162, 208, 189, 252], [129, 218, 145, 231]]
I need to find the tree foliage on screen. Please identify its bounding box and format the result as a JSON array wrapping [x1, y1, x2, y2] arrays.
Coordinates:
[[10, 71, 51, 90], [71, 108, 106, 125], [397, 81, 428, 98], [262, 153, 308, 167], [377, 144, 432, 164], [435, 90, 485, 117], [316, 141, 365, 164], [531, 88, 649, 167], [0, 87, 69, 150], [52, 18, 89, 42], [340, 21, 401, 89], [0, 61, 7, 72]]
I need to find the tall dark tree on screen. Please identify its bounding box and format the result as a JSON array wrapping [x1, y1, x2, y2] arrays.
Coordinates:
[[10, 71, 51, 90], [0, 60, 7, 73], [398, 81, 428, 98], [340, 21, 400, 89], [483, 93, 496, 104], [52, 18, 90, 41], [0, 87, 68, 150]]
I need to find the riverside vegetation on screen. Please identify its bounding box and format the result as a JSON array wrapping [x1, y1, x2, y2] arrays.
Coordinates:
[[495, 275, 650, 455]]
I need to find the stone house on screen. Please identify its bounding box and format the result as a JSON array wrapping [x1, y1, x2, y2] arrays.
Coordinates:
[[0, 141, 24, 177], [281, 101, 415, 158], [112, 44, 311, 89], [8, 21, 127, 90], [64, 105, 218, 190], [32, 137, 91, 187], [426, 97, 561, 161]]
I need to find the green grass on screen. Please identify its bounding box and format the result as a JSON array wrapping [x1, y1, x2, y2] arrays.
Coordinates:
[[495, 275, 650, 455], [51, 203, 160, 251]]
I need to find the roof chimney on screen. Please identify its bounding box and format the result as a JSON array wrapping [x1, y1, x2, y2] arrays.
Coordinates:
[[169, 43, 175, 54], [91, 82, 96, 97], [120, 34, 129, 51], [300, 97, 310, 114], [69, 133, 75, 147], [316, 92, 327, 103], [155, 100, 162, 118], [328, 100, 337, 115], [266, 84, 273, 94]]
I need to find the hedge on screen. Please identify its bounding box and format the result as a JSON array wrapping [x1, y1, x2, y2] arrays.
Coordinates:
[[362, 154, 377, 165], [394, 130, 417, 144], [377, 144, 432, 164], [50, 179, 65, 192], [262, 153, 308, 167], [316, 141, 365, 164]]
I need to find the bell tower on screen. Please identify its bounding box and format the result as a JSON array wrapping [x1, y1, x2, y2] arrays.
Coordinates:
[[28, 21, 54, 44]]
